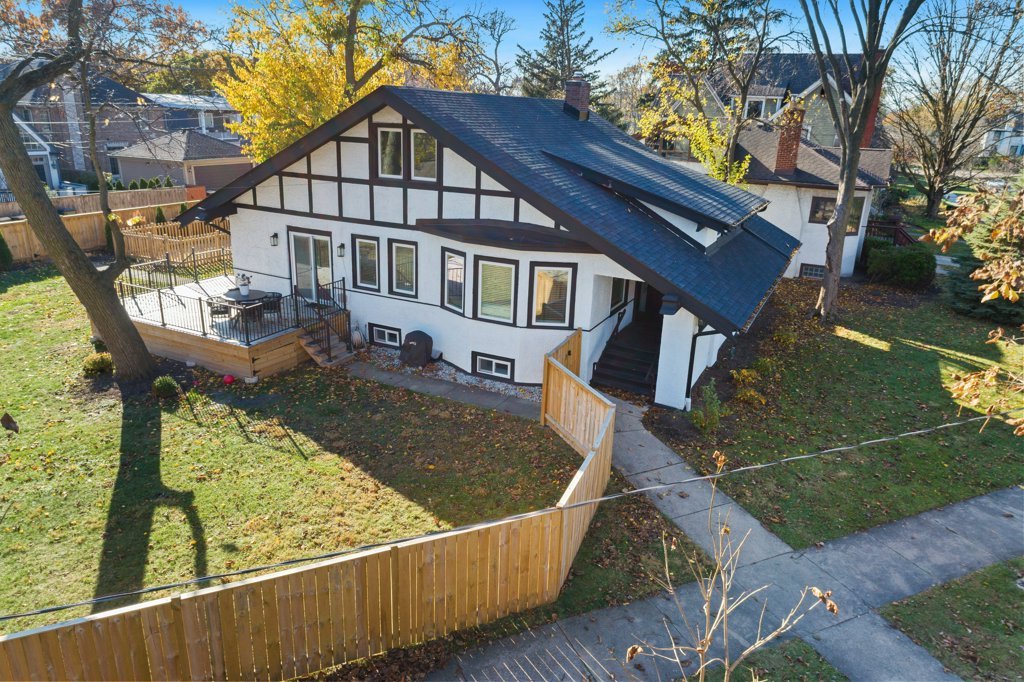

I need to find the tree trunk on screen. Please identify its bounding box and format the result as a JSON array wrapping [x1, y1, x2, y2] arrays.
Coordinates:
[[924, 188, 942, 219], [0, 107, 157, 382], [813, 149, 862, 320]]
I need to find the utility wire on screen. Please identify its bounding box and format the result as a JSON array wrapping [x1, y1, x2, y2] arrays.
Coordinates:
[[0, 409, 1019, 624]]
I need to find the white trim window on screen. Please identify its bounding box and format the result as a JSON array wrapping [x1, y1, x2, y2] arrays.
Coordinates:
[[476, 355, 512, 379], [354, 237, 379, 290], [532, 265, 572, 327], [378, 128, 403, 178], [412, 130, 437, 181], [476, 259, 516, 323], [371, 325, 401, 346], [390, 241, 417, 296], [443, 249, 465, 312]]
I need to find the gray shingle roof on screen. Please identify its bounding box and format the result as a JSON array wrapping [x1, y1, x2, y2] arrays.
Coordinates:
[[737, 124, 892, 189], [708, 52, 863, 103], [111, 130, 247, 162], [182, 86, 799, 333]]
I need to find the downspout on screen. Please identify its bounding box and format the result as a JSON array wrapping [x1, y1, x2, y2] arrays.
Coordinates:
[[684, 323, 722, 409]]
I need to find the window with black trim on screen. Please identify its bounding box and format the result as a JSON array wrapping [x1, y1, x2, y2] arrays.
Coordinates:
[[412, 131, 437, 180], [610, 277, 628, 311], [476, 258, 516, 324], [442, 248, 465, 312], [474, 353, 513, 380], [389, 240, 417, 297], [378, 129, 402, 178], [369, 323, 401, 347], [353, 236, 379, 290], [531, 264, 573, 327], [799, 263, 826, 279]]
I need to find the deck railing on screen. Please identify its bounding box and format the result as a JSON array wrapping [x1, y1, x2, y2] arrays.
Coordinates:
[[116, 276, 350, 347], [0, 332, 615, 681]]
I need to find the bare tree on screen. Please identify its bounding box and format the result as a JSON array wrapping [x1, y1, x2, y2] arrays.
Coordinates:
[[472, 10, 517, 95], [609, 0, 794, 168], [887, 0, 1024, 217], [797, 0, 928, 320], [609, 61, 651, 133]]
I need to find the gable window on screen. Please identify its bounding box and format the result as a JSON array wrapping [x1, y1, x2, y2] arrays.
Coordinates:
[[442, 248, 465, 312], [353, 236, 379, 290], [473, 352, 514, 380], [378, 129, 402, 178], [531, 263, 574, 327], [389, 239, 417, 297], [745, 99, 764, 118], [610, 277, 628, 311], [809, 196, 866, 234], [476, 257, 517, 324], [412, 131, 437, 180]]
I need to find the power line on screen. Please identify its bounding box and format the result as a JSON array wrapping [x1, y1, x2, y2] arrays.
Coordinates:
[[0, 408, 1019, 624]]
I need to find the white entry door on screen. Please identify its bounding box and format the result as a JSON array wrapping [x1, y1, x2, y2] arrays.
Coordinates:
[[291, 232, 332, 299]]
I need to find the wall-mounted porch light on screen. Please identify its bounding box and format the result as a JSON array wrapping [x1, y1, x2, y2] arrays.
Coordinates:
[[336, 243, 345, 258], [270, 232, 279, 247]]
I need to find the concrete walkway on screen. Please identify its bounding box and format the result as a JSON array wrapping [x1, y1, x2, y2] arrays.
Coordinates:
[[344, 365, 1023, 680], [433, 401, 1023, 681]]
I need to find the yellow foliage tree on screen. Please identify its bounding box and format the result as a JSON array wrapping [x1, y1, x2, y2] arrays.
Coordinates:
[[218, 0, 476, 161]]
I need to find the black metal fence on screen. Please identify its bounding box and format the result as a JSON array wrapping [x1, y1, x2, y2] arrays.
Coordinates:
[[117, 276, 350, 347]]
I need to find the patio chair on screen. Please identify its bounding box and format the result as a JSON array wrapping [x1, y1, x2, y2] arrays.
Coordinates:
[[261, 292, 284, 318], [207, 298, 231, 320]]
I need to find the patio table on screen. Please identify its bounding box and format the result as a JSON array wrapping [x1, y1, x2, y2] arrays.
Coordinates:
[[220, 288, 270, 303]]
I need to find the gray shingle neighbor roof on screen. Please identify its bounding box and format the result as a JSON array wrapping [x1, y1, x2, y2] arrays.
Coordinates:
[[112, 130, 247, 163], [737, 124, 892, 189], [708, 52, 863, 103], [181, 86, 799, 333]]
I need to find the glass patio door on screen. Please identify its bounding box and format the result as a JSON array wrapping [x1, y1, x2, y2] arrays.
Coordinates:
[[291, 232, 332, 300]]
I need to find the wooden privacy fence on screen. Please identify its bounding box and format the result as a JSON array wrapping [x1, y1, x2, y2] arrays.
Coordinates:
[[122, 219, 231, 261], [0, 202, 199, 263], [0, 329, 616, 681], [0, 186, 204, 220]]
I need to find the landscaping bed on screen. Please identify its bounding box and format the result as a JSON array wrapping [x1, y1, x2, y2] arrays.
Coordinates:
[[646, 278, 1022, 548], [1, 265, 700, 656], [881, 558, 1024, 681]]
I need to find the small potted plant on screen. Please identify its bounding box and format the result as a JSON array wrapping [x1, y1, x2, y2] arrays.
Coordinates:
[[236, 273, 252, 297]]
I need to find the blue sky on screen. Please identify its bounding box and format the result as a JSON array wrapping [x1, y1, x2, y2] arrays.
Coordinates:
[[178, 0, 816, 77]]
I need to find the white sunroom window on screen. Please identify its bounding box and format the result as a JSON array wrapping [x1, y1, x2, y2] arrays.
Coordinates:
[[477, 259, 515, 323]]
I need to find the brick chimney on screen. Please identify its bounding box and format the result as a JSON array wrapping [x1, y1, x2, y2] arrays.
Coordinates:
[[775, 107, 805, 175], [564, 71, 590, 121]]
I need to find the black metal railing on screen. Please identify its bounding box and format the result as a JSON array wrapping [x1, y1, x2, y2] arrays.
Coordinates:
[[119, 248, 232, 290], [116, 276, 350, 348], [292, 279, 351, 361]]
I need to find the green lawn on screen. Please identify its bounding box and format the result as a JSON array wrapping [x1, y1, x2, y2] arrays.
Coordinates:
[[0, 265, 698, 638], [705, 639, 846, 682], [882, 559, 1024, 681], [647, 279, 1023, 549]]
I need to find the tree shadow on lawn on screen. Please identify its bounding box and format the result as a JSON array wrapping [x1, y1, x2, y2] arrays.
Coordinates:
[[91, 391, 208, 610], [0, 263, 65, 294]]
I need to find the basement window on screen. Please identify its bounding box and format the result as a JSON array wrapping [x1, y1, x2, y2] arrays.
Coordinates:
[[369, 323, 401, 347], [799, 263, 826, 279], [474, 353, 513, 380]]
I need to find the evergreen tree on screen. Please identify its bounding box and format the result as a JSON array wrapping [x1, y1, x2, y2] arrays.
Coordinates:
[[515, 0, 622, 125], [154, 206, 167, 224]]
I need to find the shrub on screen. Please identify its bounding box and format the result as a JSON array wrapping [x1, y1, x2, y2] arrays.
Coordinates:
[[943, 257, 1024, 324], [733, 387, 766, 406], [867, 244, 936, 289], [114, 180, 125, 190], [163, 176, 174, 188], [83, 352, 113, 376], [178, 202, 188, 218], [150, 178, 161, 189], [730, 368, 760, 387], [152, 375, 180, 400], [154, 206, 167, 223], [751, 356, 779, 377], [690, 379, 724, 438], [859, 236, 892, 270], [0, 231, 12, 271], [128, 179, 139, 190]]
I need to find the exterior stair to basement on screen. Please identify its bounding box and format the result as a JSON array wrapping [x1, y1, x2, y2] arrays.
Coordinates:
[[590, 322, 660, 396], [298, 329, 354, 368]]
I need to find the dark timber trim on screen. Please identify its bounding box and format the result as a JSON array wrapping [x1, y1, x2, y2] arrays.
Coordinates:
[[415, 219, 597, 253]]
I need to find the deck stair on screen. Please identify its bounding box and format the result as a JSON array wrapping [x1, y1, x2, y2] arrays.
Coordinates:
[[298, 329, 354, 367], [591, 323, 660, 395]]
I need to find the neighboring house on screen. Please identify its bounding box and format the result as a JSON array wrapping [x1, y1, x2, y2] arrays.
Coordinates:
[[141, 93, 242, 143], [981, 112, 1024, 159], [672, 112, 892, 277], [1, 60, 242, 180], [0, 113, 62, 192], [180, 80, 799, 410], [110, 131, 253, 190], [660, 53, 884, 153]]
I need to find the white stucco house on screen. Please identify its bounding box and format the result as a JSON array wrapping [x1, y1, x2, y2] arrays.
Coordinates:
[[179, 80, 799, 410]]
